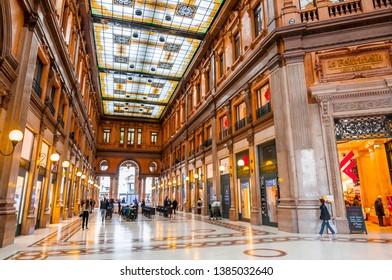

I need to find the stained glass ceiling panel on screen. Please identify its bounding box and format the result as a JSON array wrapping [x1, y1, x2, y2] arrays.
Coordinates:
[[100, 71, 178, 103], [91, 0, 222, 34], [103, 100, 165, 118], [90, 0, 225, 118], [94, 22, 200, 78]]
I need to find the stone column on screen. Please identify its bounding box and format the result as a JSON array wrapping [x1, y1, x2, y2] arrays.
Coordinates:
[[271, 61, 321, 233], [0, 12, 39, 246], [248, 134, 262, 225], [110, 176, 117, 200]]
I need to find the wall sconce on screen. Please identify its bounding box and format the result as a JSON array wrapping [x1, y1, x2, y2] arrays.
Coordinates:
[[173, 179, 176, 185], [168, 181, 172, 186], [76, 171, 82, 177], [194, 173, 199, 179], [185, 176, 189, 181], [0, 129, 24, 156], [62, 160, 70, 168], [81, 174, 86, 179], [50, 153, 60, 162], [219, 165, 225, 173], [237, 159, 245, 167]]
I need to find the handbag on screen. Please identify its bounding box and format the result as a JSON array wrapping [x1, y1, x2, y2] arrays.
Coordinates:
[[79, 213, 83, 218]]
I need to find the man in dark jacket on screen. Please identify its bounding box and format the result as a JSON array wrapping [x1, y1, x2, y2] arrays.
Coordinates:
[[374, 195, 385, 226], [318, 198, 336, 238]]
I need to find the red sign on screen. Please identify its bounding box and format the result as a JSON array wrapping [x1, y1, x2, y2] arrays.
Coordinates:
[[340, 151, 358, 183]]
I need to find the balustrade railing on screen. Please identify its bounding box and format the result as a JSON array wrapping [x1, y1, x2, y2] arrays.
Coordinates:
[[329, 0, 362, 18], [373, 0, 392, 9], [300, 8, 319, 23], [297, 0, 389, 24], [235, 118, 246, 131]]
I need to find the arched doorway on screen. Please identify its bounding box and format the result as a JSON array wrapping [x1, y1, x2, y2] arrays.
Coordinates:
[[118, 160, 139, 204]]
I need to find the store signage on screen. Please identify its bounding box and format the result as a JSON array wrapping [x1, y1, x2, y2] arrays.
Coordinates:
[[340, 151, 358, 183], [346, 206, 367, 234], [316, 46, 392, 82]]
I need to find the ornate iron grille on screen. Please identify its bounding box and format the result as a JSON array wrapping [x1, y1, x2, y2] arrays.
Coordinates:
[[335, 114, 392, 140]]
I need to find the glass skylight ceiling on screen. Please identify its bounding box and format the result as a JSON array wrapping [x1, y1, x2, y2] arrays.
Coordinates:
[[90, 0, 224, 119]]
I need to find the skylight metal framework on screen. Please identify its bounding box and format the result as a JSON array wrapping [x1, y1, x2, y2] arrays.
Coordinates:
[[90, 0, 224, 119]]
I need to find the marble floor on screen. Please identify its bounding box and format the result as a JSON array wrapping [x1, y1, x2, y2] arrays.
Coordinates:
[[1, 210, 392, 260]]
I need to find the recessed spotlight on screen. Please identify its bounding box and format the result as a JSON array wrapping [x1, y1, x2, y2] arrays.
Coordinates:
[[141, 104, 145, 107], [159, 36, 165, 42], [129, 64, 135, 68], [139, 108, 143, 111], [151, 67, 156, 71], [135, 10, 142, 16], [132, 32, 139, 38], [165, 15, 172, 21]]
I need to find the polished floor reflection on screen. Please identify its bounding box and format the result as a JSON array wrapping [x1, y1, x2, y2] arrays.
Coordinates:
[[1, 210, 392, 260]]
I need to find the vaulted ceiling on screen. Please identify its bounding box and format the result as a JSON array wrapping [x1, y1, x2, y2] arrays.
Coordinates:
[[89, 0, 224, 119]]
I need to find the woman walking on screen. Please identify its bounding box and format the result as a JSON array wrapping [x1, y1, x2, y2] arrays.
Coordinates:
[[318, 198, 336, 238], [82, 199, 91, 230]]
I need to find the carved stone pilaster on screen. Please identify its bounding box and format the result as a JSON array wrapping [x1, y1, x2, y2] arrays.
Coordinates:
[[53, 130, 60, 146], [23, 11, 39, 31], [246, 133, 254, 146], [244, 84, 252, 123], [40, 120, 47, 134], [0, 81, 11, 110], [225, 101, 232, 134]]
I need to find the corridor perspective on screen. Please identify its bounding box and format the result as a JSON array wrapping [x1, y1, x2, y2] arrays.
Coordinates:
[[1, 2, 392, 277], [1, 210, 392, 260]]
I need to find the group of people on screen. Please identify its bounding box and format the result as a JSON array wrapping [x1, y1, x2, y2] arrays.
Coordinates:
[[163, 196, 178, 214]]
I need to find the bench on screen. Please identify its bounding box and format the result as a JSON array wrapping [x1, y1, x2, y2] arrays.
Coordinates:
[[156, 206, 172, 218], [142, 206, 156, 218]]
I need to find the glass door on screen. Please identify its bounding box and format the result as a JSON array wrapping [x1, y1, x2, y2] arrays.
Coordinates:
[[239, 179, 251, 221]]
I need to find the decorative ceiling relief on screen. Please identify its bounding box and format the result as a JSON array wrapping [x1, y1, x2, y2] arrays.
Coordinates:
[[90, 0, 224, 118]]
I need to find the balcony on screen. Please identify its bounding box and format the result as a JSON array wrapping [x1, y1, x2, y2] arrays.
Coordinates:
[[220, 129, 229, 140], [204, 138, 212, 148], [291, 0, 389, 25], [256, 102, 271, 119], [32, 78, 42, 98], [235, 118, 246, 131]]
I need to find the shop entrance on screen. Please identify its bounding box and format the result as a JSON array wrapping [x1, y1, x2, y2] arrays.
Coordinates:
[[335, 115, 392, 231]]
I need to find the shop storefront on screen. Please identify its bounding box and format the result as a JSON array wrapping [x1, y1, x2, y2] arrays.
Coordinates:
[[258, 141, 279, 227], [336, 114, 392, 228], [15, 128, 35, 236], [236, 150, 251, 221]]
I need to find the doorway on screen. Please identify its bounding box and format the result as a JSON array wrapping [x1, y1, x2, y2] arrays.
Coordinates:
[[337, 138, 392, 229]]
